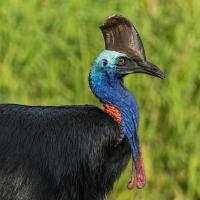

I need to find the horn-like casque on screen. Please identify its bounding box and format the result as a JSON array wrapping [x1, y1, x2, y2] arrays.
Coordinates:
[[100, 14, 146, 62]]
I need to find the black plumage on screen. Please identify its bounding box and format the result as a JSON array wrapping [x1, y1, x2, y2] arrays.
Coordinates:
[[0, 104, 130, 200]]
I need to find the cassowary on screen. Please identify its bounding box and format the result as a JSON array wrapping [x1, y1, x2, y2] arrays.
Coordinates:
[[0, 15, 164, 200]]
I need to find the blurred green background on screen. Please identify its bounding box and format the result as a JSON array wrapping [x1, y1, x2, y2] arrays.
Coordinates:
[[0, 0, 200, 199]]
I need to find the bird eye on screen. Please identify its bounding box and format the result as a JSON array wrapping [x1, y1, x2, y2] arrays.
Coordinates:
[[118, 57, 126, 66], [103, 60, 108, 66]]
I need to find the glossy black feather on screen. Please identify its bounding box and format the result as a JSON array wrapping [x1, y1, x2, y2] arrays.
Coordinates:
[[0, 104, 130, 200]]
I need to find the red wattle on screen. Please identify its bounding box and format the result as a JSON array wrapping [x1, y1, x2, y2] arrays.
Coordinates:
[[136, 148, 146, 189], [127, 164, 136, 190], [128, 179, 135, 190]]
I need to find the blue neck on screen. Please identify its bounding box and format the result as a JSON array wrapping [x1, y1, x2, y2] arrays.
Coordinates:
[[89, 71, 140, 157]]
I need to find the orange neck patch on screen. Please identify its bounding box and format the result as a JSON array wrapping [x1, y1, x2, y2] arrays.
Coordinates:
[[103, 104, 122, 124]]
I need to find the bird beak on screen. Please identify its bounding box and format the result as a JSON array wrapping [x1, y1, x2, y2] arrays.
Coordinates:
[[117, 59, 165, 79]]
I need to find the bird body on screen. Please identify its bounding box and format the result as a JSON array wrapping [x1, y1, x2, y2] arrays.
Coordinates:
[[0, 14, 164, 199], [0, 104, 130, 200]]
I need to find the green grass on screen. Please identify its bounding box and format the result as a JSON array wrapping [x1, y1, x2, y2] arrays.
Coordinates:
[[0, 0, 200, 199]]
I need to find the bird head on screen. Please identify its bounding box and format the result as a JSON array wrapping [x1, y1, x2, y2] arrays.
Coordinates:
[[89, 15, 164, 97]]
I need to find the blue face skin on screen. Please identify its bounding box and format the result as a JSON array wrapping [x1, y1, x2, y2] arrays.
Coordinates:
[[89, 50, 140, 167]]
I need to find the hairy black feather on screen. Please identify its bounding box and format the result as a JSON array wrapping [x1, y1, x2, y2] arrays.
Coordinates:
[[0, 104, 130, 200]]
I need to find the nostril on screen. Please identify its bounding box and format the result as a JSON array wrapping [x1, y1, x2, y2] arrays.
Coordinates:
[[103, 60, 108, 66]]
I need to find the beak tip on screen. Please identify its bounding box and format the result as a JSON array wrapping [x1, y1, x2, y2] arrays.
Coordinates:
[[160, 72, 165, 79]]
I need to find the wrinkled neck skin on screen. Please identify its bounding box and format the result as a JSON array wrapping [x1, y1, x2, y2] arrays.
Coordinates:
[[89, 68, 146, 189]]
